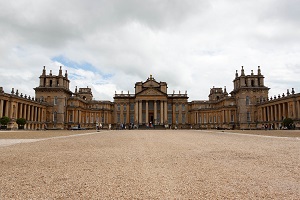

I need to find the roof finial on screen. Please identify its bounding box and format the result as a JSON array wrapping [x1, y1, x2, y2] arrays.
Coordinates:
[[241, 66, 245, 76]]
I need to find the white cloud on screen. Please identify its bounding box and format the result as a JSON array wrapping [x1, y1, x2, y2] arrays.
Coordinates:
[[0, 0, 300, 101]]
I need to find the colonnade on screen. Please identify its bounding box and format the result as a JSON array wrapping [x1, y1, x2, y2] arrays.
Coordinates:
[[260, 100, 300, 123], [194, 110, 235, 124], [67, 109, 111, 126], [135, 100, 168, 125], [0, 99, 45, 129]]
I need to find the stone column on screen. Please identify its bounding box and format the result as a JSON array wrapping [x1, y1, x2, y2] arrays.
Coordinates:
[[134, 101, 138, 124], [275, 104, 278, 121], [154, 101, 157, 125], [146, 101, 149, 124], [35, 106, 38, 121], [23, 104, 27, 121], [270, 105, 274, 121], [139, 101, 142, 124], [164, 101, 167, 124], [5, 100, 9, 117], [20, 103, 23, 119], [278, 104, 282, 121], [282, 103, 286, 118], [0, 99, 3, 117], [296, 101, 300, 119], [160, 101, 164, 124], [292, 101, 296, 118]]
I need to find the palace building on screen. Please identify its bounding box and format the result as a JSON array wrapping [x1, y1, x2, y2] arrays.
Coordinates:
[[0, 66, 299, 130]]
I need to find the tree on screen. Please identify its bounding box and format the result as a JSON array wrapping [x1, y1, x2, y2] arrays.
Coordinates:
[[16, 118, 27, 129], [282, 118, 294, 129], [0, 116, 10, 129]]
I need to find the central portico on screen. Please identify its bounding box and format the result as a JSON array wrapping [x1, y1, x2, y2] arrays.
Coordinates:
[[114, 75, 188, 127]]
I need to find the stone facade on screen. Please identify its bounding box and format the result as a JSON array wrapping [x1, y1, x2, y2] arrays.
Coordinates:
[[0, 66, 299, 130]]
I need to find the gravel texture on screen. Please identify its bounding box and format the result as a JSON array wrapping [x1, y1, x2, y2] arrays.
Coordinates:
[[0, 129, 299, 199]]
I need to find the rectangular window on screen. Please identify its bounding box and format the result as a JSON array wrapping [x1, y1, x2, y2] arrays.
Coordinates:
[[168, 113, 172, 124], [123, 113, 127, 123], [168, 103, 172, 111], [124, 104, 127, 111], [182, 114, 185, 124], [54, 96, 58, 105], [175, 104, 179, 112], [247, 112, 251, 122], [182, 104, 185, 111], [117, 114, 120, 123], [130, 113, 134, 123], [130, 103, 134, 111], [69, 113, 73, 122]]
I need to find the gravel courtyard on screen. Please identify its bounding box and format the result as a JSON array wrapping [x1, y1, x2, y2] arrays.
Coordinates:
[[0, 130, 299, 199]]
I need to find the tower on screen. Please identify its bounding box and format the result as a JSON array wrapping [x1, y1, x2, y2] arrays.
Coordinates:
[[230, 66, 269, 129], [34, 66, 72, 129]]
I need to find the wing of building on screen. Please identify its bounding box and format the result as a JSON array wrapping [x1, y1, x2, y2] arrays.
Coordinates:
[[0, 66, 299, 130]]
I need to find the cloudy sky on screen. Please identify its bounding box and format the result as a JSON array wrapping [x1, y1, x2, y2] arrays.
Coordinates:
[[0, 0, 299, 101]]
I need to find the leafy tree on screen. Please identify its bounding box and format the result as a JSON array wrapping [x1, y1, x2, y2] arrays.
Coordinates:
[[16, 118, 27, 128], [282, 118, 294, 129], [0, 116, 10, 126]]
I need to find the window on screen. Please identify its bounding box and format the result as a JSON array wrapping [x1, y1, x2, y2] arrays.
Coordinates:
[[182, 114, 185, 124], [168, 113, 172, 124], [246, 96, 250, 105], [117, 104, 120, 111], [247, 112, 251, 122], [175, 104, 179, 112], [54, 96, 58, 105], [130, 103, 134, 111], [124, 104, 127, 111], [117, 114, 120, 123], [182, 104, 185, 111], [130, 113, 134, 123], [176, 114, 179, 124], [53, 112, 57, 122], [69, 112, 73, 122], [50, 80, 53, 87], [123, 113, 127, 123], [168, 103, 172, 111]]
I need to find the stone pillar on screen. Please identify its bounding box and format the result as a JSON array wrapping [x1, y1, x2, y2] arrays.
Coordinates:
[[5, 100, 9, 117], [296, 101, 300, 119], [139, 101, 142, 124], [270, 105, 274, 121], [146, 101, 149, 124], [154, 101, 157, 125], [278, 104, 282, 121], [282, 103, 286, 118], [19, 103, 23, 119], [274, 104, 278, 121], [160, 101, 164, 124], [0, 99, 3, 117], [164, 101, 167, 124], [34, 106, 37, 121], [292, 101, 296, 118], [134, 101, 138, 124], [23, 104, 27, 121]]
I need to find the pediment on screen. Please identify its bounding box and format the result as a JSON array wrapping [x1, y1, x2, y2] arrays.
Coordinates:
[[137, 88, 166, 96], [143, 80, 160, 88]]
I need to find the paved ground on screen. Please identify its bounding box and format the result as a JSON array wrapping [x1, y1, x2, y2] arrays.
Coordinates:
[[0, 129, 299, 199]]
